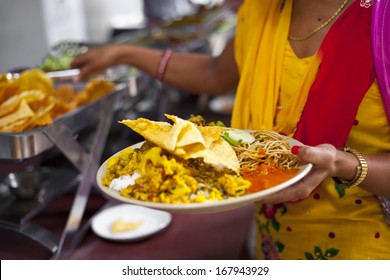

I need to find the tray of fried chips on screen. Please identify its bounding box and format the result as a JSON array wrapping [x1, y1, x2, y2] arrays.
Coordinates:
[[0, 69, 127, 160]]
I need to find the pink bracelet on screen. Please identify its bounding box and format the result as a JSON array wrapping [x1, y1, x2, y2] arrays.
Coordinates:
[[155, 49, 173, 81]]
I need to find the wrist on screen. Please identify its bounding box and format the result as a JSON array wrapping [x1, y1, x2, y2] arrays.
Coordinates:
[[333, 147, 368, 189], [115, 45, 135, 65], [333, 148, 357, 179]]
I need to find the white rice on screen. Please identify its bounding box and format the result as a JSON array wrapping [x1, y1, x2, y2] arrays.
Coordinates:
[[109, 172, 140, 191]]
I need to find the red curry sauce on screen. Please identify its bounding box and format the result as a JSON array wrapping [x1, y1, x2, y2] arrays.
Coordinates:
[[242, 164, 299, 193]]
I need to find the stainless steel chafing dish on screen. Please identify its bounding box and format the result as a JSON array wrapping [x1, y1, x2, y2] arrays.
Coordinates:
[[0, 81, 127, 161]]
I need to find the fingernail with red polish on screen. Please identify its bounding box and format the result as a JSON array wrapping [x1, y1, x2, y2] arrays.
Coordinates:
[[291, 145, 301, 155]]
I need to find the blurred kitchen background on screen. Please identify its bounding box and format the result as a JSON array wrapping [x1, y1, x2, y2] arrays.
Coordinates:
[[0, 0, 234, 72], [1, 0, 238, 120]]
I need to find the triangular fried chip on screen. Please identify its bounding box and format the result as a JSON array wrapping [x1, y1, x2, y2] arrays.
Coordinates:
[[76, 79, 115, 106], [164, 114, 206, 150], [0, 83, 22, 104], [180, 137, 240, 173], [0, 99, 35, 129], [120, 117, 175, 149], [0, 90, 47, 118], [12, 112, 53, 132], [15, 69, 53, 95]]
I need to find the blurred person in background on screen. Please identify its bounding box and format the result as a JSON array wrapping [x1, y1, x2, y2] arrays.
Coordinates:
[[71, 0, 390, 259]]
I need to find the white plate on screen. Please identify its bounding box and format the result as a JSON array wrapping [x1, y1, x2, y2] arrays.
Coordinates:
[[91, 204, 172, 241], [96, 138, 312, 214]]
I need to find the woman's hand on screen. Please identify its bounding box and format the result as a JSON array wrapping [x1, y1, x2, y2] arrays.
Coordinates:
[[260, 144, 340, 204], [70, 45, 126, 81]]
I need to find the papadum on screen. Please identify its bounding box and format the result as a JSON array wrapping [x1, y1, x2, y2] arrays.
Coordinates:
[[119, 114, 240, 174]]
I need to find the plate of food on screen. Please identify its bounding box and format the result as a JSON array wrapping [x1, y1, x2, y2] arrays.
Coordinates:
[[91, 204, 172, 242], [96, 114, 312, 214]]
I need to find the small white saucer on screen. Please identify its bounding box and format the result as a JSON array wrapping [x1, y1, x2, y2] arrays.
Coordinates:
[[91, 204, 172, 242]]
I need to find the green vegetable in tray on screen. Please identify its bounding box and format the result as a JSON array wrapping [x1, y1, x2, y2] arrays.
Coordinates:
[[40, 54, 75, 71], [40, 41, 88, 71]]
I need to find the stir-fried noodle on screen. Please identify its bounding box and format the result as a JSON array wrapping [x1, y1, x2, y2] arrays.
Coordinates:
[[233, 130, 301, 172]]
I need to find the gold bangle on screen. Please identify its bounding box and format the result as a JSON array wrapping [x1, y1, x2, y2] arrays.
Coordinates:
[[333, 147, 368, 189]]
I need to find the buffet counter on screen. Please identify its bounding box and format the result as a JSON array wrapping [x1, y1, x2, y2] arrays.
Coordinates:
[[0, 66, 249, 260]]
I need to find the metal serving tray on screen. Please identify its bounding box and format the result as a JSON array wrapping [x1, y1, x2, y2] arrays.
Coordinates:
[[0, 82, 127, 161]]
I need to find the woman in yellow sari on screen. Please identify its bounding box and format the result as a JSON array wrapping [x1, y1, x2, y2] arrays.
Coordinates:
[[72, 0, 390, 259]]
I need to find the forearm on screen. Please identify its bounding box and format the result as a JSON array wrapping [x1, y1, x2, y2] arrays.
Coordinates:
[[72, 39, 239, 95], [354, 154, 390, 198], [333, 150, 390, 198], [108, 43, 239, 95]]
